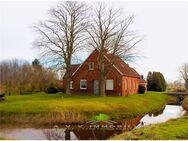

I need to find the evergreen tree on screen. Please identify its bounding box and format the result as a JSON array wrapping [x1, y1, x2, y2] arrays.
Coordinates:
[[147, 71, 153, 90], [32, 59, 42, 69], [147, 71, 166, 92]]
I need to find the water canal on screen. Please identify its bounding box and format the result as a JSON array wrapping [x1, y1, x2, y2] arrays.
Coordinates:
[[0, 104, 186, 140]]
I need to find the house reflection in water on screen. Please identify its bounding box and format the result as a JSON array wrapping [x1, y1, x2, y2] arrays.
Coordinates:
[[43, 116, 142, 140]]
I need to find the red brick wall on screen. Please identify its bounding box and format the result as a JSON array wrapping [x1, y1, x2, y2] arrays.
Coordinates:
[[122, 76, 139, 96], [64, 50, 123, 96]]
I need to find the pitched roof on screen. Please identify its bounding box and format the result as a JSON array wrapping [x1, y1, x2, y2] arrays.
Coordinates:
[[71, 49, 141, 78], [104, 53, 140, 78], [70, 64, 80, 75]]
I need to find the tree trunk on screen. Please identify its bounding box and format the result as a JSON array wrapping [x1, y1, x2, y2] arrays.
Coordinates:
[[64, 129, 71, 140], [99, 52, 106, 97], [19, 87, 22, 95], [99, 71, 106, 97], [66, 77, 71, 95], [8, 82, 11, 95], [185, 80, 188, 90], [65, 62, 71, 95]]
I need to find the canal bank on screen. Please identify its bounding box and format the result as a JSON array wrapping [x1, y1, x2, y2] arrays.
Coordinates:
[[112, 96, 188, 140]]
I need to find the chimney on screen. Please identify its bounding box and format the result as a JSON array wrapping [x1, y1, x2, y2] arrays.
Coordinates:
[[140, 75, 144, 79]]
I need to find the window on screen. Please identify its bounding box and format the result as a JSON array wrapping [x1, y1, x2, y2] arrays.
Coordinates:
[[89, 62, 94, 70], [70, 81, 73, 89], [106, 80, 114, 90], [80, 80, 87, 89]]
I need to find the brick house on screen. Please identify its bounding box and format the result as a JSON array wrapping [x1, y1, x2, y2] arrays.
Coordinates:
[[63, 49, 147, 96]]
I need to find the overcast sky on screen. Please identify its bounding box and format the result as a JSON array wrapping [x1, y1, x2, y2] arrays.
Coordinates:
[[0, 1, 188, 82]]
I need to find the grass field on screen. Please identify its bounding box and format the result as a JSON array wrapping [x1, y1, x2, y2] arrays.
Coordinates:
[[0, 92, 169, 126], [112, 96, 188, 140]]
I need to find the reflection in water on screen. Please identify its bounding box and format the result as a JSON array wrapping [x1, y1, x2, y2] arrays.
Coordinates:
[[43, 116, 142, 140], [137, 105, 186, 127], [43, 128, 77, 140], [0, 128, 47, 140], [0, 105, 186, 140]]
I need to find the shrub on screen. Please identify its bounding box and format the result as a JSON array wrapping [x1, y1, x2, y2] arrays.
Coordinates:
[[45, 81, 58, 94], [46, 87, 57, 94], [138, 85, 145, 94]]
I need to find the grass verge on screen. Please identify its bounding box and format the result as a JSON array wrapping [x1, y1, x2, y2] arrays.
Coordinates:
[[0, 92, 169, 127]]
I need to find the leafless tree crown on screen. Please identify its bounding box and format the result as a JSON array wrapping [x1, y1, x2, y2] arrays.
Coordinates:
[[87, 3, 142, 62], [179, 63, 188, 89], [32, 1, 88, 70]]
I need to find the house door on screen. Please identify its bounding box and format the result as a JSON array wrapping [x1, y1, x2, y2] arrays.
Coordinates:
[[94, 80, 99, 95]]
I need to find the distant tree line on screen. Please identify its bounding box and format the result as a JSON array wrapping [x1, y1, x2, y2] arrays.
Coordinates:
[[167, 80, 185, 92], [0, 59, 60, 95], [147, 71, 167, 92]]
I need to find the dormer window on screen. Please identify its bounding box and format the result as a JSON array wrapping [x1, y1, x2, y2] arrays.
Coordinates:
[[89, 62, 94, 70]]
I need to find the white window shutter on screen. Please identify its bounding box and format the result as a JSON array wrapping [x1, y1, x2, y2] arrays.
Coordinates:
[[106, 80, 114, 90]]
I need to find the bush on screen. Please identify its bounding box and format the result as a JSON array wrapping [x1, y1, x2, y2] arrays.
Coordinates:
[[138, 85, 145, 94], [45, 81, 58, 94], [46, 87, 57, 94]]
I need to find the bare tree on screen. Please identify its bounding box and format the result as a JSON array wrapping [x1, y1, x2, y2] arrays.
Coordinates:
[[179, 63, 188, 90], [32, 2, 88, 95], [0, 59, 29, 95], [0, 59, 58, 94], [87, 3, 142, 96], [0, 61, 9, 94]]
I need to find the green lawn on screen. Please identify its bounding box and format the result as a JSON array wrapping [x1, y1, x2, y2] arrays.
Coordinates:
[[0, 92, 169, 126]]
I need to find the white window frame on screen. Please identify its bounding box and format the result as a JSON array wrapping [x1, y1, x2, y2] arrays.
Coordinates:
[[106, 80, 114, 90], [70, 81, 73, 89], [89, 62, 94, 70], [80, 80, 87, 89]]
